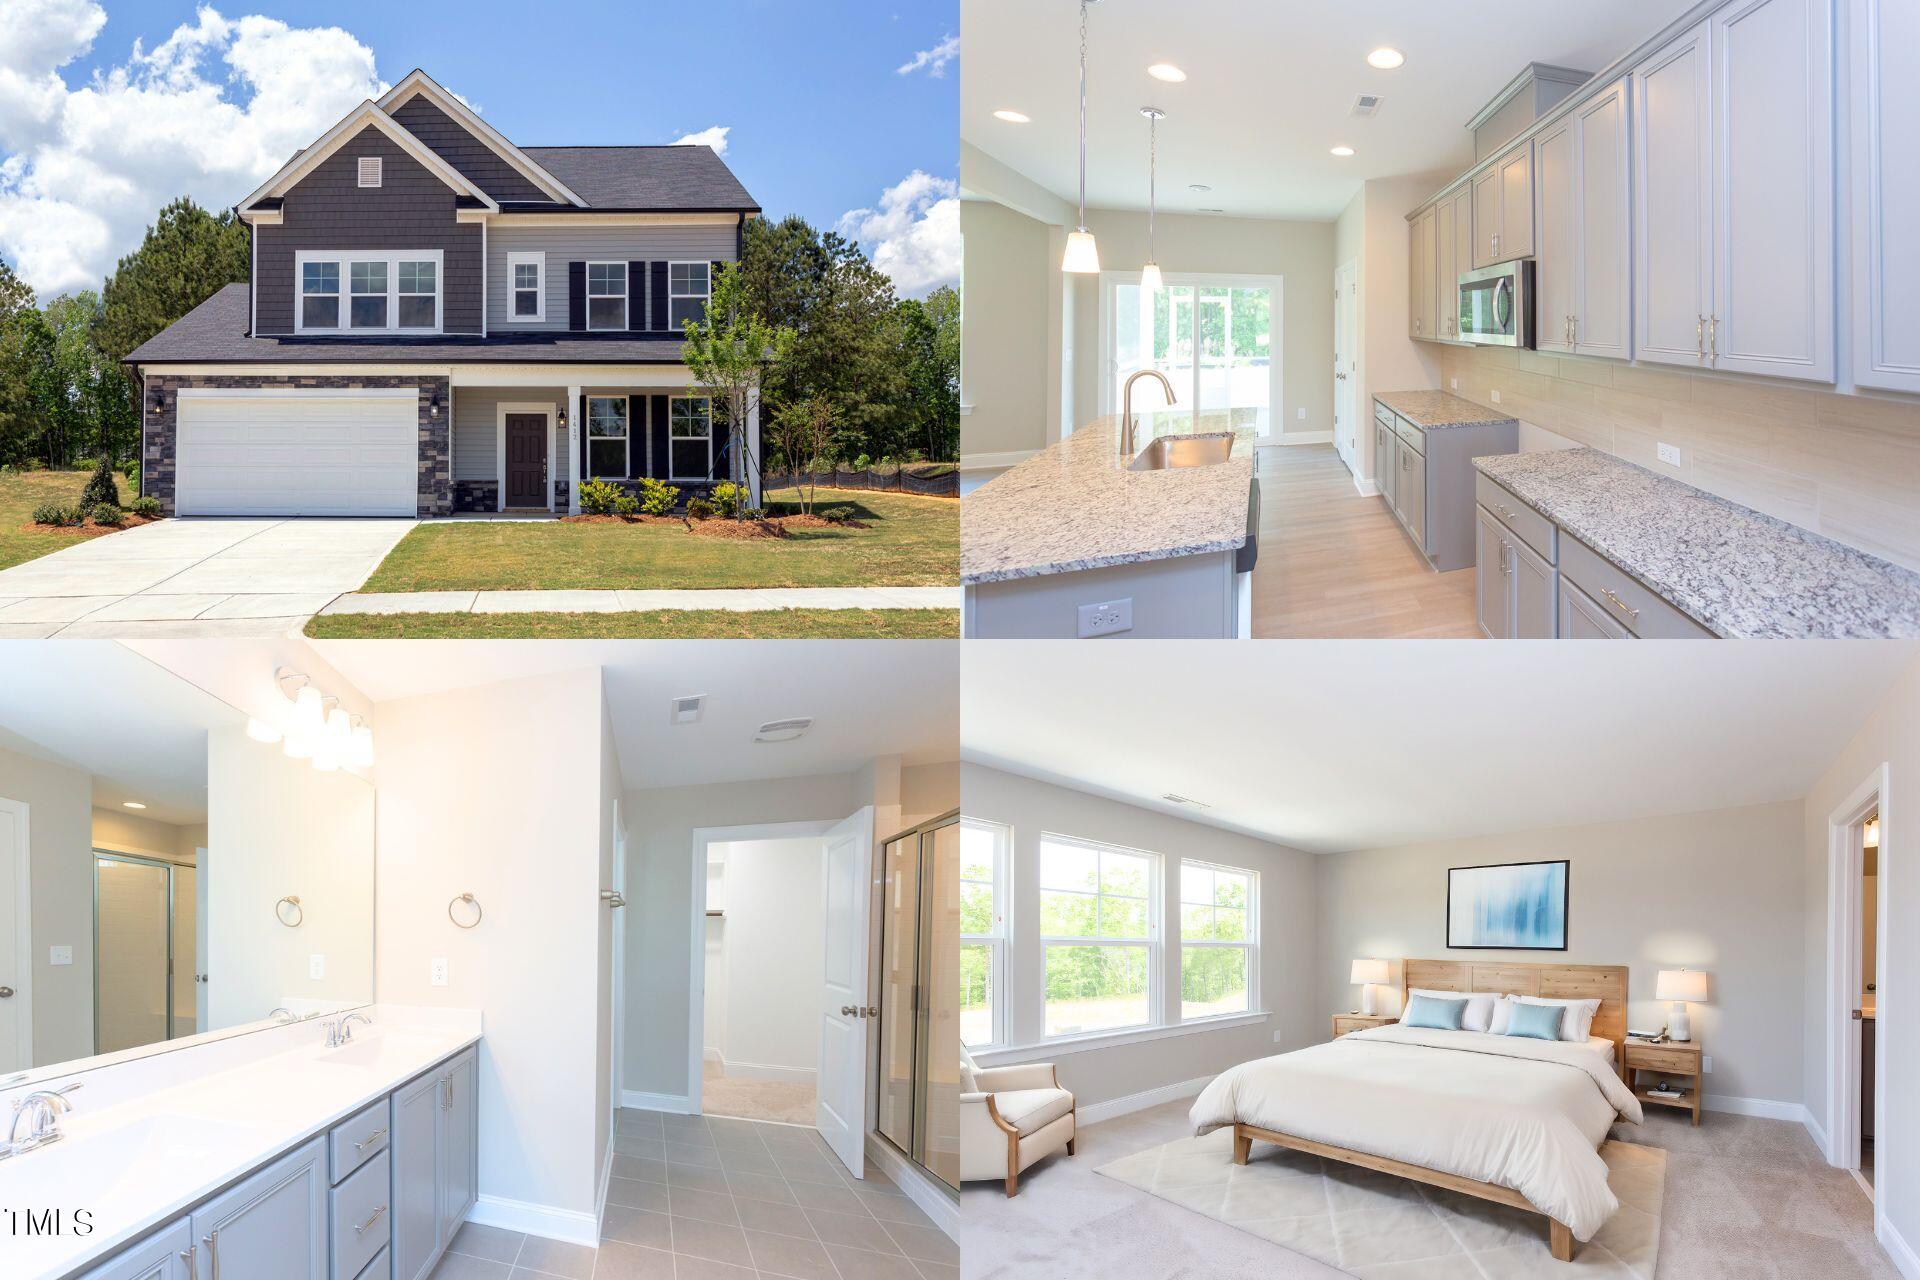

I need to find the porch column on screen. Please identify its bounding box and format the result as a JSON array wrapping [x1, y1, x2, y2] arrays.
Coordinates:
[[746, 391, 762, 507], [568, 384, 583, 515]]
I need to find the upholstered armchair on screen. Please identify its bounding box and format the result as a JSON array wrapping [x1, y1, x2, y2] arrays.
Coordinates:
[[959, 1048, 1076, 1196]]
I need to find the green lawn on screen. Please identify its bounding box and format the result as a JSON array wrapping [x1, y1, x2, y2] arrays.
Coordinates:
[[305, 608, 959, 639], [0, 469, 110, 571], [360, 487, 957, 592]]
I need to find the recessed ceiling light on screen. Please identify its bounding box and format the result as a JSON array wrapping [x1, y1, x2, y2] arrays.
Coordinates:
[[122, 801, 147, 810], [1147, 63, 1187, 82], [993, 109, 1031, 124], [1188, 183, 1212, 193], [1331, 146, 1356, 157], [1367, 47, 1406, 70]]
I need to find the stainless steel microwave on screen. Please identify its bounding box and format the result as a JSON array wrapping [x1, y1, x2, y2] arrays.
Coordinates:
[[1457, 259, 1534, 348]]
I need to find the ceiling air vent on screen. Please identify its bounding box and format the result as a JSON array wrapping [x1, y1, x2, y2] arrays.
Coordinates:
[[1351, 93, 1384, 118], [754, 717, 814, 744], [1162, 792, 1213, 809], [669, 695, 705, 725]]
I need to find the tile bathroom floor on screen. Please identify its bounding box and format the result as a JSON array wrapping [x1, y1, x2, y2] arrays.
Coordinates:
[[431, 1107, 957, 1280]]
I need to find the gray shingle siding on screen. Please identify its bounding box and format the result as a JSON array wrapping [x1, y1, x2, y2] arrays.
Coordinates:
[[452, 387, 563, 482], [490, 224, 737, 331], [389, 95, 553, 204], [254, 125, 483, 335]]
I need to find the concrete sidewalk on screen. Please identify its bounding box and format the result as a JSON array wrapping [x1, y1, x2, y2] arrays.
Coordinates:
[[320, 586, 961, 615]]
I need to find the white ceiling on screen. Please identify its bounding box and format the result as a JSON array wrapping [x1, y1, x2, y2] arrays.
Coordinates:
[[962, 642, 1917, 854], [962, 0, 1692, 220], [0, 644, 238, 824], [309, 641, 959, 792]]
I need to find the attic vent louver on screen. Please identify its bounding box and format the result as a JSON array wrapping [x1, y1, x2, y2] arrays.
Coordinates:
[[670, 695, 705, 725], [1351, 94, 1384, 117], [754, 717, 814, 743], [358, 156, 382, 187]]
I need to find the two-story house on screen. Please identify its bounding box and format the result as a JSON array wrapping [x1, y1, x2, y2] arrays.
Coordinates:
[[125, 70, 761, 518]]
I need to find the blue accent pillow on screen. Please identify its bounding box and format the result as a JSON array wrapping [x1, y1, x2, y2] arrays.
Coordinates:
[[1402, 993, 1469, 1031], [1505, 1001, 1565, 1041]]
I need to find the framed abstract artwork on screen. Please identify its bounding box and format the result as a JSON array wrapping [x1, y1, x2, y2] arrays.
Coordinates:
[[1446, 860, 1569, 950]]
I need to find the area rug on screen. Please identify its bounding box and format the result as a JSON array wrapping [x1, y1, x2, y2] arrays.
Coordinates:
[[1096, 1128, 1664, 1278], [700, 1061, 816, 1126]]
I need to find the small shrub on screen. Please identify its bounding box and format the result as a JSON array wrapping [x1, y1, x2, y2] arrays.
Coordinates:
[[89, 502, 124, 527], [80, 455, 121, 509], [685, 497, 715, 520], [819, 504, 857, 523], [851, 453, 872, 471], [121, 458, 139, 488], [636, 476, 678, 515], [128, 496, 162, 519], [711, 481, 745, 518], [742, 507, 767, 520], [32, 501, 79, 526], [612, 492, 640, 517], [577, 478, 627, 516]]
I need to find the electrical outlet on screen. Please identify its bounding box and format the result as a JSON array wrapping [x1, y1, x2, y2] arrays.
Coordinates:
[[1450, 377, 1459, 390], [1273, 1030, 1286, 1043], [1657, 441, 1682, 467], [431, 958, 449, 987], [1490, 388, 1502, 404], [308, 953, 326, 980], [49, 945, 72, 966], [1077, 598, 1133, 638], [1702, 1055, 1712, 1074], [1297, 407, 1307, 420]]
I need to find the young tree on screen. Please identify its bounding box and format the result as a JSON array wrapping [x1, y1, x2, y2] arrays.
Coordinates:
[[768, 397, 837, 515], [680, 264, 794, 517]]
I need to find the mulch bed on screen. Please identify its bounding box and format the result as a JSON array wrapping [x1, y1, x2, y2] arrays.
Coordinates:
[[687, 517, 790, 540], [559, 513, 682, 526], [21, 514, 161, 539], [557, 511, 869, 539]]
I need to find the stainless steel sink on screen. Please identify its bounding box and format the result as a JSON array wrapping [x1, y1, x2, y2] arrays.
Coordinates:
[[1129, 432, 1233, 471]]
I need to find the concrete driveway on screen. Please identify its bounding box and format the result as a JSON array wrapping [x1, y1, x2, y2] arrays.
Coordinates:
[[0, 518, 416, 637]]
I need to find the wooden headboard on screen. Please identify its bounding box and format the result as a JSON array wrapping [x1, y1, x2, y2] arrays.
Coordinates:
[[1401, 959, 1629, 1070]]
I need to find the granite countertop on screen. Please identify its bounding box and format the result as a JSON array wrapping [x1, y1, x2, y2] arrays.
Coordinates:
[[961, 408, 1257, 585], [1474, 448, 1920, 638], [1375, 389, 1519, 430]]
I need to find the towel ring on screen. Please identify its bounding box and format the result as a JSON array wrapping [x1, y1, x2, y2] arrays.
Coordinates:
[[276, 895, 304, 927], [448, 893, 483, 929]]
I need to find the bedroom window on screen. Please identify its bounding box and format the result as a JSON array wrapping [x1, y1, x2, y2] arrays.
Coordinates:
[[396, 260, 437, 329], [960, 818, 1010, 1050], [1039, 834, 1157, 1038], [349, 260, 388, 328], [669, 261, 711, 329], [586, 396, 628, 477], [296, 251, 443, 334], [587, 261, 627, 330], [1178, 860, 1257, 1021], [301, 261, 340, 328], [508, 251, 545, 321]]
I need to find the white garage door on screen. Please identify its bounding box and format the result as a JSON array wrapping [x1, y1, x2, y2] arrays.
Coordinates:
[[175, 390, 418, 516]]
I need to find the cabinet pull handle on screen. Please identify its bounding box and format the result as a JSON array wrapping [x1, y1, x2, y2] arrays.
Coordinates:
[[178, 1243, 196, 1272], [355, 1204, 389, 1235], [1500, 542, 1513, 576], [1696, 316, 1706, 363], [1708, 315, 1718, 359], [356, 1127, 388, 1151], [1599, 587, 1640, 621], [203, 1229, 221, 1280], [1495, 503, 1518, 521], [442, 1073, 454, 1110]]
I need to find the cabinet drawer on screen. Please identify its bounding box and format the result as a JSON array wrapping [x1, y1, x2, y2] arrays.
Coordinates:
[[1559, 533, 1714, 639], [1332, 1016, 1386, 1038], [354, 1245, 391, 1280], [1626, 1045, 1699, 1074], [331, 1098, 391, 1184], [1474, 474, 1555, 562], [1374, 402, 1395, 428], [1394, 417, 1425, 455], [332, 1149, 393, 1280]]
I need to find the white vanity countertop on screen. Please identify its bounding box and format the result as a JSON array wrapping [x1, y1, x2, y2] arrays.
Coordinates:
[[0, 1011, 480, 1280], [961, 409, 1258, 585]]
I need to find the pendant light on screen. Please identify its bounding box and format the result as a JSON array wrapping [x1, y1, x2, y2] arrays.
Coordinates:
[[1140, 106, 1165, 292], [1062, 0, 1102, 273]]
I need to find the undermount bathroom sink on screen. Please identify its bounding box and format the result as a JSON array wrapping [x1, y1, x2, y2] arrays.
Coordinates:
[[1129, 432, 1233, 471], [313, 1031, 442, 1068]]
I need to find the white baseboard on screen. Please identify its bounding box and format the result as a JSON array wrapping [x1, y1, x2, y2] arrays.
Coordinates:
[[865, 1133, 959, 1243], [1801, 1107, 1831, 1161], [595, 1137, 615, 1237], [714, 1055, 816, 1085], [622, 1089, 695, 1114], [469, 1193, 599, 1247], [703, 1046, 723, 1063], [1078, 1075, 1213, 1126], [961, 448, 1037, 472], [1701, 1093, 1805, 1122], [1274, 431, 1332, 445], [1883, 1216, 1920, 1280]]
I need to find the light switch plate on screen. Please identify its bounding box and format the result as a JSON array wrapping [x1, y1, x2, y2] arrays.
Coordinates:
[[1296, 407, 1307, 420], [1657, 441, 1682, 466], [49, 945, 72, 966], [1273, 1030, 1285, 1043], [1490, 389, 1502, 404], [1703, 1055, 1712, 1074], [1077, 598, 1133, 638], [1450, 377, 1459, 390], [431, 958, 450, 987], [308, 953, 326, 980]]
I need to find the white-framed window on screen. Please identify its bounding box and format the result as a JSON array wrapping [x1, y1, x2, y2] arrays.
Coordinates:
[[1178, 860, 1257, 1021], [507, 251, 545, 322], [357, 156, 382, 188], [1039, 834, 1158, 1039], [587, 261, 627, 330], [668, 261, 712, 329], [961, 818, 1011, 1050], [668, 396, 712, 480], [294, 251, 443, 334], [586, 396, 629, 477]]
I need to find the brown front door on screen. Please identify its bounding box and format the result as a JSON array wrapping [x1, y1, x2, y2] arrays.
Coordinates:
[[504, 414, 547, 507]]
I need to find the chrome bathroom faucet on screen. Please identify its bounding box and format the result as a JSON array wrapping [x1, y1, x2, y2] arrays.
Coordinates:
[[325, 1012, 374, 1048], [2, 1082, 82, 1158]]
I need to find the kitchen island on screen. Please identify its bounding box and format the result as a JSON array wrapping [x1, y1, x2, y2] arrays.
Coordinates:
[[962, 408, 1259, 638]]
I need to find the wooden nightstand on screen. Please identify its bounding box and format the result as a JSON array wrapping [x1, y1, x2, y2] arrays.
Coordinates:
[[1332, 1013, 1395, 1039], [1624, 1039, 1704, 1126]]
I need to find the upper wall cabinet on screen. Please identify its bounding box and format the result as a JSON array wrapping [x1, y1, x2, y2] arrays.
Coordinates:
[[1410, 206, 1435, 339], [1849, 0, 1920, 393], [1471, 145, 1535, 269], [1412, 184, 1474, 342], [1536, 79, 1633, 357], [1633, 0, 1834, 379]]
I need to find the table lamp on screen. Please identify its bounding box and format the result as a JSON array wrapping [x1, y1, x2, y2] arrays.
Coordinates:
[[1656, 968, 1709, 1041], [1351, 958, 1391, 1016]]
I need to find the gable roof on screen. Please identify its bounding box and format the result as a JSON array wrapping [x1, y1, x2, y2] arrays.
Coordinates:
[[236, 99, 497, 214], [378, 70, 586, 206], [518, 147, 758, 212]]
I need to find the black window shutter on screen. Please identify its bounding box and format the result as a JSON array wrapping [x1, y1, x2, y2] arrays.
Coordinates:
[[627, 395, 643, 477], [626, 263, 644, 333], [649, 394, 670, 479], [650, 261, 671, 333], [567, 262, 586, 331]]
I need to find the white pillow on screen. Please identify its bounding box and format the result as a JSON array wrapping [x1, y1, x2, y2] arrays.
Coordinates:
[[1402, 988, 1504, 1033], [1488, 995, 1515, 1035], [1513, 995, 1602, 1043]]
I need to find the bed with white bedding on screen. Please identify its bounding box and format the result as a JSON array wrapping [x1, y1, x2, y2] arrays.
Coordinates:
[[1189, 958, 1639, 1262]]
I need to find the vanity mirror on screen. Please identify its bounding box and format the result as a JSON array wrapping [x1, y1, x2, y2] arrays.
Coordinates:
[[0, 643, 375, 1086]]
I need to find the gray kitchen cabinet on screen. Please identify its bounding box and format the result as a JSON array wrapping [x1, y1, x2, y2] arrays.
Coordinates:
[[76, 1220, 193, 1280], [1476, 490, 1558, 638], [1509, 534, 1557, 638], [1471, 167, 1500, 270], [189, 1136, 329, 1280], [1632, 19, 1713, 368], [1410, 206, 1434, 338], [1432, 194, 1458, 341], [1559, 579, 1634, 638], [1375, 416, 1398, 511], [392, 1047, 479, 1280], [1536, 79, 1631, 359], [1475, 508, 1513, 639], [1471, 143, 1533, 267], [1534, 112, 1578, 354], [1449, 187, 1474, 335], [1397, 430, 1427, 553], [1848, 0, 1920, 393]]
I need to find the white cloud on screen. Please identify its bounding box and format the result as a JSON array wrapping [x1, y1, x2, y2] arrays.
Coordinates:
[[0, 2, 384, 298], [895, 33, 958, 78], [837, 170, 958, 298], [672, 125, 729, 156]]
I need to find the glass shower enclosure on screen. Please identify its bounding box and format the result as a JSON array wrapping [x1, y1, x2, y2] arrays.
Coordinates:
[[875, 810, 960, 1191]]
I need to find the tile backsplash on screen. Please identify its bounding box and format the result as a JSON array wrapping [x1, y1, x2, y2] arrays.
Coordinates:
[[1439, 344, 1920, 573]]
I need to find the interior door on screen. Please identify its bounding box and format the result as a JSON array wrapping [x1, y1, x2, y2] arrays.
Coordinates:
[[816, 806, 874, 1176], [171, 864, 196, 1041], [195, 847, 209, 1031], [0, 797, 26, 1071], [1333, 265, 1356, 469]]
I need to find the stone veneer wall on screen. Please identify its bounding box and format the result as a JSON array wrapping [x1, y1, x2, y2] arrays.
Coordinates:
[[142, 374, 452, 517], [1439, 344, 1920, 573]]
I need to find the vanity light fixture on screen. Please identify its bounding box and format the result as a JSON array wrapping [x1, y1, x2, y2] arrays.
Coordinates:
[[1367, 47, 1406, 70], [121, 800, 147, 810], [993, 108, 1032, 123], [1062, 0, 1102, 274], [1865, 816, 1880, 848], [1146, 63, 1187, 82], [1330, 146, 1356, 157], [246, 717, 283, 744], [348, 715, 375, 769], [1139, 107, 1166, 293]]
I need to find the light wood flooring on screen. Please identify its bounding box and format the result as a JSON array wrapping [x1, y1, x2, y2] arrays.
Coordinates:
[[1251, 444, 1481, 639]]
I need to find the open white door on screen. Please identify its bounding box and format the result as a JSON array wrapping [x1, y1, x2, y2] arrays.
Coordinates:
[[195, 847, 209, 1031], [0, 796, 31, 1072], [816, 806, 874, 1177]]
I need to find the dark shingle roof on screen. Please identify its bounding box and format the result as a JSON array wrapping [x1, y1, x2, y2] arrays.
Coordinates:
[[127, 285, 694, 366], [521, 146, 758, 212]]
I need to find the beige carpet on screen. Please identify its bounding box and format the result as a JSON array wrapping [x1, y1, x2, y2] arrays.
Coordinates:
[[700, 1060, 816, 1126], [1095, 1127, 1664, 1278]]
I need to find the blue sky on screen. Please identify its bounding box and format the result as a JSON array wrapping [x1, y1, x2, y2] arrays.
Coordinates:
[[0, 0, 960, 297]]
